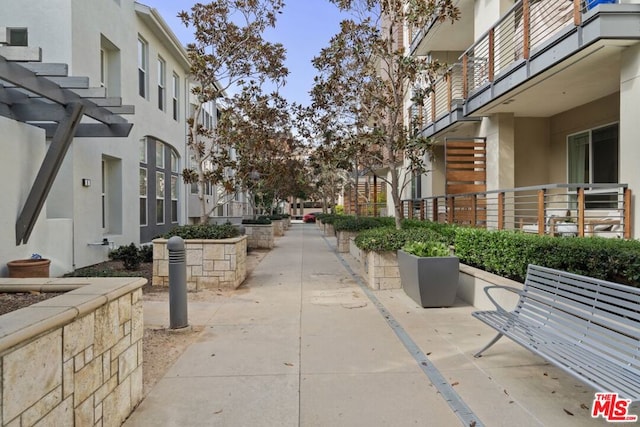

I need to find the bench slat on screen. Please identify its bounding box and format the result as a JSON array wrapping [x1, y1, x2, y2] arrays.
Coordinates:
[[473, 264, 640, 401]]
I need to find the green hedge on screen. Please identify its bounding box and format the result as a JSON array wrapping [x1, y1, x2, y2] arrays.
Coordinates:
[[161, 223, 240, 240], [334, 216, 395, 232], [242, 217, 272, 225], [401, 219, 458, 246], [354, 227, 448, 252], [317, 214, 343, 224], [454, 227, 640, 287]]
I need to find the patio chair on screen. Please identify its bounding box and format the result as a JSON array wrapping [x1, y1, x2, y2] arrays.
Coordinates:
[[520, 209, 578, 236]]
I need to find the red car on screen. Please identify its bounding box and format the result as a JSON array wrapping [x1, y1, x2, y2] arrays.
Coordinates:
[[303, 212, 320, 223]]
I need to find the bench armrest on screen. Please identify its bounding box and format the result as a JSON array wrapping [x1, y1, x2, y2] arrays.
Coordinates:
[[483, 285, 521, 314]]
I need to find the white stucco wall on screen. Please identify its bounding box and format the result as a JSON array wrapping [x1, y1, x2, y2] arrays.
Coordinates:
[[0, 0, 192, 271]]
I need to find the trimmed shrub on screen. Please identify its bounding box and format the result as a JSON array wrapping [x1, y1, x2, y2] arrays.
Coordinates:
[[333, 216, 395, 232], [454, 227, 640, 286], [317, 214, 343, 225], [109, 243, 143, 271], [242, 217, 272, 225], [162, 223, 240, 240], [401, 219, 458, 246], [354, 227, 448, 252], [402, 241, 450, 257]]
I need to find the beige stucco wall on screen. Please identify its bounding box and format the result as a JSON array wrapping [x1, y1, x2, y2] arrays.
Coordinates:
[[620, 43, 640, 238], [514, 118, 552, 187], [548, 93, 619, 184]]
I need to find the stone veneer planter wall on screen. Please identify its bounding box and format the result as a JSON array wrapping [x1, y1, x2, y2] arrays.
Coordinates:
[[244, 224, 274, 249], [336, 231, 358, 253], [0, 277, 146, 427], [272, 220, 285, 237], [153, 236, 247, 290], [324, 223, 335, 237], [349, 237, 361, 263], [362, 250, 401, 290]]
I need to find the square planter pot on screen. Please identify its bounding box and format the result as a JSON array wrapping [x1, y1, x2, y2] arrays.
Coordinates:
[[397, 250, 459, 308]]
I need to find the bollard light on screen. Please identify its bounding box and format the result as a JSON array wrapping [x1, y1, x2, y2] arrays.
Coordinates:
[[167, 236, 188, 329]]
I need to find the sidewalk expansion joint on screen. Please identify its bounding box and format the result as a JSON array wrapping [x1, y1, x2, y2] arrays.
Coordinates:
[[323, 235, 484, 427]]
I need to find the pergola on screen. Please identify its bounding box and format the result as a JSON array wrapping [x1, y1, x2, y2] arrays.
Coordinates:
[[0, 47, 134, 245]]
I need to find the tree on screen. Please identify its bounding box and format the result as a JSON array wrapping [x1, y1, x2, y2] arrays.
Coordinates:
[[310, 0, 459, 228], [217, 83, 305, 217], [178, 1, 288, 224]]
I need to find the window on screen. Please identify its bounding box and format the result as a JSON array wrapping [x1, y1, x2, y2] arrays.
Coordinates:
[[7, 28, 28, 46], [158, 57, 166, 111], [138, 37, 148, 98], [171, 151, 178, 173], [139, 137, 147, 163], [156, 141, 164, 168], [140, 168, 148, 226], [172, 73, 179, 121], [100, 35, 121, 97], [101, 156, 123, 234], [100, 49, 106, 88], [171, 176, 178, 223], [567, 123, 619, 208], [156, 172, 165, 224], [102, 160, 107, 230], [568, 124, 619, 184]]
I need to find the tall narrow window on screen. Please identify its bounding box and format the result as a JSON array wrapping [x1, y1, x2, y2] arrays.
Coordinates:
[[156, 141, 164, 168], [102, 160, 107, 230], [140, 168, 148, 226], [100, 49, 107, 88], [172, 73, 179, 121], [138, 37, 148, 98], [158, 57, 166, 111], [139, 137, 147, 163], [171, 176, 178, 223], [156, 172, 165, 224]]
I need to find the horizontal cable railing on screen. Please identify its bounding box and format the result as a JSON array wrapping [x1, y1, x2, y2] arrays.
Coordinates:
[[462, 0, 591, 96], [412, 62, 464, 131], [402, 183, 632, 239]]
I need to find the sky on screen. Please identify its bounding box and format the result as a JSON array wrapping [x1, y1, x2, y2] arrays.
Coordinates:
[[147, 0, 349, 107]]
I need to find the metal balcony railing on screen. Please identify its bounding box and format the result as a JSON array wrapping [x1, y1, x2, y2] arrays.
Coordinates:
[[461, 0, 603, 97], [411, 63, 464, 131], [401, 183, 632, 239]]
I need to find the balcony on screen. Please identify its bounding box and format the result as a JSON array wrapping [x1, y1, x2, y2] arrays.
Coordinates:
[[402, 183, 632, 239], [411, 0, 640, 135]]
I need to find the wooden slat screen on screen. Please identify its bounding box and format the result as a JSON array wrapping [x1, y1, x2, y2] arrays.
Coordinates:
[[445, 138, 487, 225]]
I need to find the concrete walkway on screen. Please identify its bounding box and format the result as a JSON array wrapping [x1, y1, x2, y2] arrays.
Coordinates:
[[125, 224, 634, 426]]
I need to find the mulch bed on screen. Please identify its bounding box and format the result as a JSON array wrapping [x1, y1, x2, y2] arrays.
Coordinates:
[[0, 260, 157, 316]]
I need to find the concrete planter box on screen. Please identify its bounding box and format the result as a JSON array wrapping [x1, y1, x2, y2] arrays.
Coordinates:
[[363, 250, 401, 290], [283, 217, 291, 229], [152, 236, 247, 290], [336, 230, 358, 253], [244, 224, 274, 249], [458, 263, 522, 310], [272, 219, 285, 237], [0, 277, 145, 426], [397, 250, 459, 308]]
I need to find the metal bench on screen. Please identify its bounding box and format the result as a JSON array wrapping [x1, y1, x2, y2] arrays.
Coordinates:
[[472, 264, 640, 401]]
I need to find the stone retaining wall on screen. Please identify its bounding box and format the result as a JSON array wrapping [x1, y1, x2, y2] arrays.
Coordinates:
[[336, 231, 358, 253], [363, 250, 401, 290], [153, 236, 247, 290], [244, 224, 274, 249], [0, 277, 145, 427], [272, 220, 284, 237]]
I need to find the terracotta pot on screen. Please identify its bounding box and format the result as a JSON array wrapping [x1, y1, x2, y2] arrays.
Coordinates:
[[7, 259, 51, 278]]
